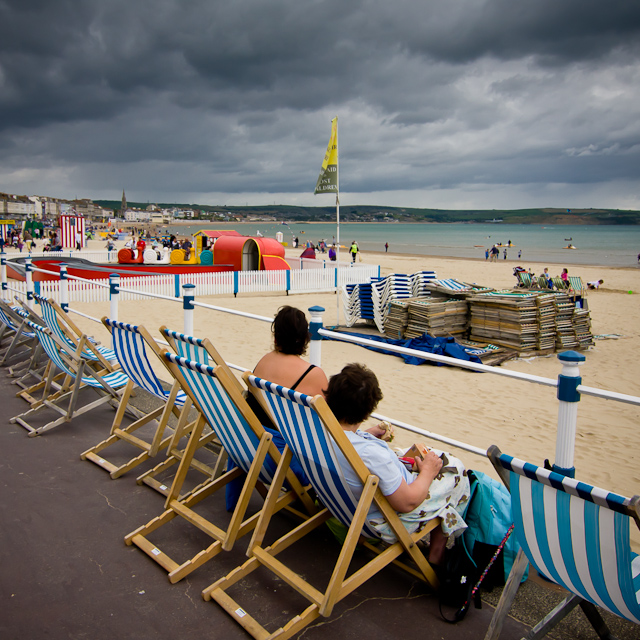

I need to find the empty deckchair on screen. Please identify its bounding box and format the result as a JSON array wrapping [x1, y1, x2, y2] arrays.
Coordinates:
[[135, 327, 230, 496], [484, 445, 640, 640], [124, 352, 315, 584], [10, 320, 130, 436], [568, 275, 586, 296], [0, 299, 39, 370], [32, 295, 117, 371], [80, 319, 196, 479], [204, 373, 441, 640]]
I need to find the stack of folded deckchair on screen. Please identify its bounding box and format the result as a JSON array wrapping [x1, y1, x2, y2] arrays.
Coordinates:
[[342, 282, 375, 327], [573, 306, 594, 349], [383, 299, 410, 338], [410, 271, 437, 297], [343, 272, 439, 331], [371, 274, 413, 333], [553, 292, 579, 349], [426, 279, 493, 298], [403, 298, 468, 338], [468, 291, 539, 352], [535, 293, 557, 352]]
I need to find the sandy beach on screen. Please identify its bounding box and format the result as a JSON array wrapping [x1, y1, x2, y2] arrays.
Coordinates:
[[13, 238, 640, 545]]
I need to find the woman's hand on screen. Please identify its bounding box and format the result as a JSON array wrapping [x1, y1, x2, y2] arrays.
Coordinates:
[[414, 449, 443, 477], [366, 421, 394, 441]]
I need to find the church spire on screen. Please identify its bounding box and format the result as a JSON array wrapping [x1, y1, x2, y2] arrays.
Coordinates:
[[121, 189, 127, 217]]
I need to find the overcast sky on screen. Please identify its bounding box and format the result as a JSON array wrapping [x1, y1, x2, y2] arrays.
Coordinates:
[[1, 0, 639, 210]]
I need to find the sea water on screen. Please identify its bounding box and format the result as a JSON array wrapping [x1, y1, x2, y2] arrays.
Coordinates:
[[171, 222, 640, 268]]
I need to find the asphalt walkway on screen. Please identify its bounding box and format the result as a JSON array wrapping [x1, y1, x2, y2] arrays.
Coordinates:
[[0, 364, 635, 640]]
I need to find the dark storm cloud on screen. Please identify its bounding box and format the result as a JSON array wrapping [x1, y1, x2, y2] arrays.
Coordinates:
[[1, 0, 639, 206]]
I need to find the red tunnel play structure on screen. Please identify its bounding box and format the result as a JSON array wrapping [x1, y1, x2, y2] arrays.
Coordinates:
[[212, 236, 289, 271]]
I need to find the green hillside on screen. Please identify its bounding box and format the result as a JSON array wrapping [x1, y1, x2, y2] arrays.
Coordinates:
[[94, 202, 640, 225]]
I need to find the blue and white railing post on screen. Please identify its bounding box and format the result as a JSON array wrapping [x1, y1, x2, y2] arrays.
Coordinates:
[[554, 350, 586, 478], [1, 251, 6, 292], [308, 305, 324, 367], [25, 257, 34, 310], [183, 283, 196, 336], [59, 264, 69, 312], [109, 273, 120, 325]]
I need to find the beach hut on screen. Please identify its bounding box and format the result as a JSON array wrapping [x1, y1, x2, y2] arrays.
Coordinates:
[[59, 214, 86, 249], [212, 235, 289, 271]]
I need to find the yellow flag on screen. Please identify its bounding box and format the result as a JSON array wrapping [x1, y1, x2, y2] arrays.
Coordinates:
[[314, 117, 338, 194]]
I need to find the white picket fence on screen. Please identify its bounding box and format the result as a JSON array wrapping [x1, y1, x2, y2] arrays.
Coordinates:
[[22, 262, 380, 302]]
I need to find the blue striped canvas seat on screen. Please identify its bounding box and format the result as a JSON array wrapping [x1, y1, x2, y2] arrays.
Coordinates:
[[125, 348, 314, 584], [11, 320, 129, 436], [28, 320, 128, 389], [81, 319, 197, 479], [165, 354, 276, 484], [246, 373, 379, 539], [0, 302, 35, 339], [485, 445, 640, 640], [34, 294, 116, 363], [105, 319, 187, 406], [204, 373, 440, 638], [133, 326, 225, 496]]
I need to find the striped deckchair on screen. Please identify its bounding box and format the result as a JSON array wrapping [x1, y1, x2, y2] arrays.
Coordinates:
[[32, 295, 116, 370], [204, 373, 441, 639], [0, 299, 38, 369], [518, 272, 533, 288], [135, 327, 229, 497], [568, 275, 586, 296], [124, 352, 315, 584], [80, 319, 194, 479], [484, 445, 640, 640], [10, 320, 130, 436], [552, 276, 568, 290]]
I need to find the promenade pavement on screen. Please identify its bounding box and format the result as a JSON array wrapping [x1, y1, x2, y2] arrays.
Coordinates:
[[0, 363, 635, 640]]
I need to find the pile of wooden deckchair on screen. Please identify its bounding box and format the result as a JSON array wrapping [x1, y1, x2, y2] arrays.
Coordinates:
[[403, 297, 469, 339], [468, 291, 540, 351]]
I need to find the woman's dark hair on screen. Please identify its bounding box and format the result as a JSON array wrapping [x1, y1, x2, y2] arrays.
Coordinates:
[[273, 306, 310, 355], [326, 363, 383, 425]]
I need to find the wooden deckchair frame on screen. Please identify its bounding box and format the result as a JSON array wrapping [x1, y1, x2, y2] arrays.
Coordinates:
[[80, 319, 196, 479], [124, 350, 315, 584], [31, 295, 117, 372], [10, 320, 130, 437], [203, 373, 441, 640], [134, 327, 230, 497], [0, 298, 40, 371]]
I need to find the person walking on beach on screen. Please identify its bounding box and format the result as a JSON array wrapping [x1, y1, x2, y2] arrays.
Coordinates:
[[385, 242, 389, 253], [328, 245, 336, 261], [518, 249, 522, 259], [503, 248, 507, 260], [485, 248, 489, 261], [350, 241, 359, 263]]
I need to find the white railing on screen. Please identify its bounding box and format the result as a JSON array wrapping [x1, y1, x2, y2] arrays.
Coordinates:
[[6, 255, 636, 475]]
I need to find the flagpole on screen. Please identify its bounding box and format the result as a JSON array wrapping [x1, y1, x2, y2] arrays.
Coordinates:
[[313, 116, 340, 325]]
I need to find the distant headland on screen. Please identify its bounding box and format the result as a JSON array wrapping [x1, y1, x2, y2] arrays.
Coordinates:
[[94, 201, 640, 225]]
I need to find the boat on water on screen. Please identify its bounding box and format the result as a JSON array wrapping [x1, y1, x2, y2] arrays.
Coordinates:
[[564, 244, 577, 250]]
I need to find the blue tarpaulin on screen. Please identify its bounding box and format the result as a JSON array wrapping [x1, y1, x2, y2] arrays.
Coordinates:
[[325, 331, 482, 366]]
